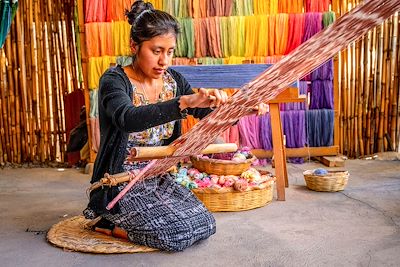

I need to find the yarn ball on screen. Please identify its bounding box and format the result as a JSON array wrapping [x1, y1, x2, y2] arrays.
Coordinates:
[[233, 179, 248, 192], [194, 173, 204, 179], [178, 168, 188, 176], [187, 168, 199, 177], [232, 153, 247, 162], [210, 175, 219, 184], [313, 168, 328, 175]]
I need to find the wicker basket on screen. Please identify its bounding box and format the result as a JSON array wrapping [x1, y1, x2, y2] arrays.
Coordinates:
[[192, 181, 274, 212], [190, 155, 256, 176], [303, 170, 349, 192]]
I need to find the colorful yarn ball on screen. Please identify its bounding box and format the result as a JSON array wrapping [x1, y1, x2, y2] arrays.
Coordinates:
[[233, 179, 249, 192], [188, 168, 199, 177]]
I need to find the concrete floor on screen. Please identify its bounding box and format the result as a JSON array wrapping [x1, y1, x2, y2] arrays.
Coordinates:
[[0, 159, 399, 267]]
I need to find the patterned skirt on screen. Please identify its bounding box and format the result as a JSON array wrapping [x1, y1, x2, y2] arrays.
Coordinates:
[[85, 174, 216, 252]]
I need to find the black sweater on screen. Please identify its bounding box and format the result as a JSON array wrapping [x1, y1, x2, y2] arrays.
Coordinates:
[[88, 65, 211, 214]]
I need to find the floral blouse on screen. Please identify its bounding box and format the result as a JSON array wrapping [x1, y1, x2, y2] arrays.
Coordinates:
[[123, 71, 177, 172]]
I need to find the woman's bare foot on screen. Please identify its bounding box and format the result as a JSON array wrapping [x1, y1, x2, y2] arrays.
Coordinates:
[[94, 227, 112, 236], [112, 226, 128, 239]]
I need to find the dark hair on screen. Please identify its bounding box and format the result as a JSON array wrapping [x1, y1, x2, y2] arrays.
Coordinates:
[[125, 1, 180, 45]]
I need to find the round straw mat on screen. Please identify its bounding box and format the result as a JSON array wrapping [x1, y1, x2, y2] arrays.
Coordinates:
[[47, 216, 157, 253]]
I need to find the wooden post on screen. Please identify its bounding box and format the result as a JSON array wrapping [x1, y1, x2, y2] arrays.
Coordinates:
[[363, 31, 371, 156], [391, 13, 399, 151], [350, 42, 356, 157], [356, 36, 364, 156], [333, 48, 340, 152], [269, 103, 286, 201], [0, 49, 6, 164], [332, 0, 341, 153], [76, 0, 96, 163], [15, 7, 29, 163]]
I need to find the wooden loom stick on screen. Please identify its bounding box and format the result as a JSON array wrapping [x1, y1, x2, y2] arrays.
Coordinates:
[[130, 143, 238, 160], [107, 0, 400, 210], [106, 160, 157, 210]]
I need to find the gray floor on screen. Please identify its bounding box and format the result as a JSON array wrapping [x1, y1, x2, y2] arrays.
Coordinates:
[[0, 159, 399, 267]]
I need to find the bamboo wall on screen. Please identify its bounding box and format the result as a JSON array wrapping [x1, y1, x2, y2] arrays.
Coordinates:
[[333, 0, 400, 157], [0, 1, 399, 165], [0, 0, 82, 165]]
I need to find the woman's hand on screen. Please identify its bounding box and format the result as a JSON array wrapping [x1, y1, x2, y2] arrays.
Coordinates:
[[252, 103, 269, 116], [179, 89, 268, 116], [180, 88, 228, 110]]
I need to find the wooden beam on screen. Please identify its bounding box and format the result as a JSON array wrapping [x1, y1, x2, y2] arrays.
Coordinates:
[[268, 95, 306, 104], [251, 146, 339, 158], [314, 156, 345, 167]]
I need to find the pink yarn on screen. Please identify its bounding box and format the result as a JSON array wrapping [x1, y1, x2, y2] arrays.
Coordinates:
[[238, 115, 262, 149], [220, 125, 239, 145]]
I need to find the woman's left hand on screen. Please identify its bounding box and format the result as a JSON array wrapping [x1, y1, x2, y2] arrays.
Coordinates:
[[206, 89, 229, 109], [252, 103, 269, 116]]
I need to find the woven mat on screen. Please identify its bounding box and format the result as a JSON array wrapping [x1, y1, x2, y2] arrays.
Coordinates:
[[47, 216, 157, 254]]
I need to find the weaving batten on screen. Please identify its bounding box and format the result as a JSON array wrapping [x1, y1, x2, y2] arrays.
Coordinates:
[[107, 0, 400, 210]]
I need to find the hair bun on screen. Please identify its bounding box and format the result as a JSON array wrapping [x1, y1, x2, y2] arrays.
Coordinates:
[[125, 1, 155, 25]]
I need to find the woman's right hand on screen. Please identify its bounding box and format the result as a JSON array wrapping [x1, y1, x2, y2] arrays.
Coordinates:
[[179, 88, 228, 110]]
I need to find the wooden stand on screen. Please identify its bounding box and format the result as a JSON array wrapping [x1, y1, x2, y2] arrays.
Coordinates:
[[266, 88, 305, 200]]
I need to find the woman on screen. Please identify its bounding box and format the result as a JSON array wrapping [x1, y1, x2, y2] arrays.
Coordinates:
[[84, 1, 267, 252]]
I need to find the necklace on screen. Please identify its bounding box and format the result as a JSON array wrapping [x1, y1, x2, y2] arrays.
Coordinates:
[[131, 64, 160, 104]]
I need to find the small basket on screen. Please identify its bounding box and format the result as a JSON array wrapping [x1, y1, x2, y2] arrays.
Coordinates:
[[192, 181, 274, 212], [303, 170, 349, 192], [190, 155, 256, 176]]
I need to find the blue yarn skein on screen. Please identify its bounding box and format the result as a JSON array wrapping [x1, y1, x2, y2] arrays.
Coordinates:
[[313, 168, 328, 175]]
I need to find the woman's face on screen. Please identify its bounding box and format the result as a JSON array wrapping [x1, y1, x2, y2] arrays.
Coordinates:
[[134, 33, 176, 79]]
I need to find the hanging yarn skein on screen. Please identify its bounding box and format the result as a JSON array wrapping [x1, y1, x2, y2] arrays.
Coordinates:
[[302, 12, 323, 43], [306, 109, 334, 147], [259, 113, 273, 151], [238, 115, 263, 149], [274, 13, 289, 55], [256, 15, 269, 57], [282, 110, 307, 163], [285, 13, 305, 54]]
